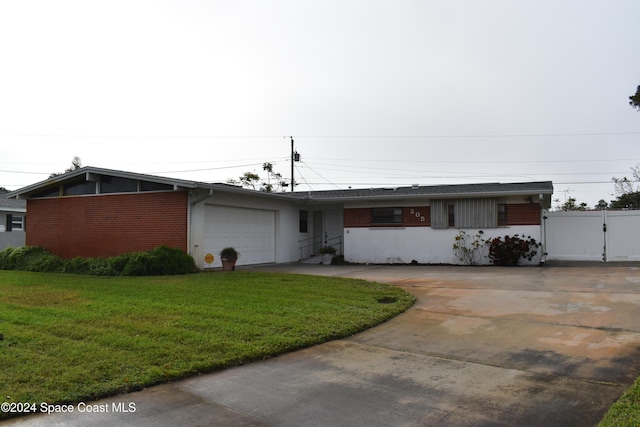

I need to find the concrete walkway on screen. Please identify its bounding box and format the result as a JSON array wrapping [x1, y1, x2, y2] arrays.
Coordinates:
[[4, 264, 640, 426]]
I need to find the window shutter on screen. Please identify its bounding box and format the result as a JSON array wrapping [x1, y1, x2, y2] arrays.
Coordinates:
[[456, 198, 497, 228], [431, 198, 498, 229], [430, 200, 448, 229], [6, 214, 12, 232]]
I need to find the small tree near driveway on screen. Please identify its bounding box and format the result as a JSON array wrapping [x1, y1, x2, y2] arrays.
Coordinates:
[[488, 235, 540, 266], [452, 230, 488, 266]]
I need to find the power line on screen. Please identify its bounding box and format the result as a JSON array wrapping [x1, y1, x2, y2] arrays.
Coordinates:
[[151, 162, 271, 174], [297, 162, 341, 190], [2, 131, 640, 139], [290, 179, 619, 187], [0, 169, 49, 175], [0, 160, 634, 178], [293, 164, 316, 191], [296, 132, 640, 138], [300, 161, 629, 178], [0, 163, 277, 176], [311, 157, 640, 165]]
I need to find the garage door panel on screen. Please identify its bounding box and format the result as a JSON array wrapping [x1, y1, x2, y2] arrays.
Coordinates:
[[204, 205, 275, 266]]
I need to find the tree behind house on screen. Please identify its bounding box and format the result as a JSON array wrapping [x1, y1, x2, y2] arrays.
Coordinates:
[[553, 197, 587, 211], [227, 162, 289, 192], [49, 156, 82, 178], [611, 164, 640, 209], [630, 85, 640, 110]]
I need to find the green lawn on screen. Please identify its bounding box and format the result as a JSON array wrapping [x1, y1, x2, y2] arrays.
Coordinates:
[[599, 377, 640, 427], [0, 270, 414, 419]]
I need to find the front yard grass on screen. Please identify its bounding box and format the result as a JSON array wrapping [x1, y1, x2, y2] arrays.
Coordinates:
[[599, 377, 640, 427], [0, 270, 414, 419]]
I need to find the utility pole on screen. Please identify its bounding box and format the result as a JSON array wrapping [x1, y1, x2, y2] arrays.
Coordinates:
[[290, 136, 300, 192], [290, 136, 294, 192]]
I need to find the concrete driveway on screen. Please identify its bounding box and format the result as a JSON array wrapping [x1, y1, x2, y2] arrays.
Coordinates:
[[5, 264, 640, 426]]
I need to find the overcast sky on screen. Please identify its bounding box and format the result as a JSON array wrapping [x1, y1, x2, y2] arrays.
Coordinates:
[[1, 0, 640, 208]]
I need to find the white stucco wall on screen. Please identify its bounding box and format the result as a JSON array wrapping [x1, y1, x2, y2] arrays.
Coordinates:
[[344, 226, 542, 265], [188, 190, 305, 268]]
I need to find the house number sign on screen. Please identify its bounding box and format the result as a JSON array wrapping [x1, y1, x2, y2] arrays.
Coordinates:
[[410, 208, 426, 222], [204, 253, 214, 264]]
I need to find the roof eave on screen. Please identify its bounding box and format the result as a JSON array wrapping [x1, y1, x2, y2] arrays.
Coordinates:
[[6, 167, 202, 199], [0, 206, 27, 212], [298, 188, 554, 203], [195, 183, 297, 199]]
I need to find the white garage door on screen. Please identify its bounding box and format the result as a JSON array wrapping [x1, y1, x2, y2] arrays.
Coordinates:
[[204, 205, 275, 266]]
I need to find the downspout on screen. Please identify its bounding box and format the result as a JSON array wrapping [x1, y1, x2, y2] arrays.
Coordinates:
[[188, 189, 213, 266], [540, 194, 547, 265], [602, 208, 608, 263]]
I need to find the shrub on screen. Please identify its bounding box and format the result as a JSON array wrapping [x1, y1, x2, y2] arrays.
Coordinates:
[[147, 245, 198, 275], [220, 247, 239, 261], [62, 257, 93, 275], [108, 254, 130, 273], [0, 246, 26, 270], [24, 251, 64, 272], [0, 245, 198, 276], [121, 252, 155, 276], [488, 235, 540, 266], [319, 246, 337, 255], [0, 246, 63, 272], [87, 258, 119, 276], [452, 230, 488, 265], [120, 246, 198, 276], [58, 257, 116, 276], [0, 247, 16, 270]]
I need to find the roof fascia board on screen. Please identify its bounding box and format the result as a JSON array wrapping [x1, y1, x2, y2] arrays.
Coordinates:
[[7, 169, 86, 198], [7, 166, 201, 198], [299, 189, 553, 203], [7, 167, 552, 203], [0, 207, 27, 213], [199, 183, 301, 200], [85, 167, 200, 189]]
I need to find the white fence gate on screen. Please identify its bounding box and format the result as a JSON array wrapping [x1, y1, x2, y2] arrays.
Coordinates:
[[544, 210, 640, 262]]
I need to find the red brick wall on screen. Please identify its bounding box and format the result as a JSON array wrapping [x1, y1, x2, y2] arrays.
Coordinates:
[[506, 203, 541, 225], [344, 207, 431, 227], [26, 191, 188, 258], [344, 208, 371, 227], [405, 207, 430, 226], [344, 204, 539, 227]]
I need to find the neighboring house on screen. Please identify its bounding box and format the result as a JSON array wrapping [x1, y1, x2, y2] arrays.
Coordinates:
[[0, 188, 27, 250], [6, 167, 553, 267]]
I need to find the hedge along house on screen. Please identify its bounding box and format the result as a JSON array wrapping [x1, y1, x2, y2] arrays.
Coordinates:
[[7, 166, 553, 267], [288, 181, 554, 265]]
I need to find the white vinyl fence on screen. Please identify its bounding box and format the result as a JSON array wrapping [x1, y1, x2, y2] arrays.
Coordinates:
[[544, 210, 640, 262]]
